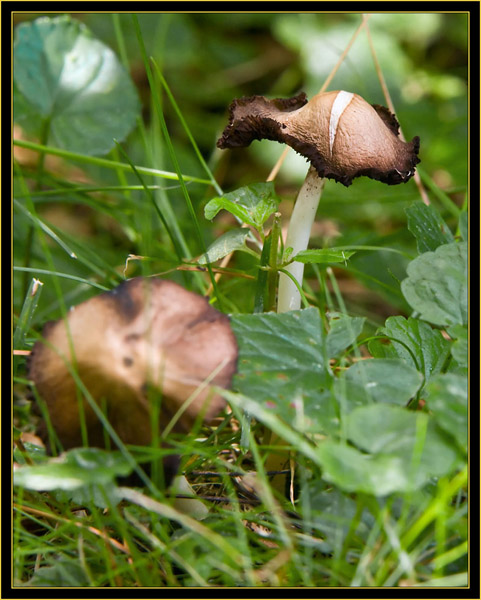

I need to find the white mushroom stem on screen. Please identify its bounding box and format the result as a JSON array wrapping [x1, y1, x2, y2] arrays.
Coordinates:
[[277, 166, 326, 312]]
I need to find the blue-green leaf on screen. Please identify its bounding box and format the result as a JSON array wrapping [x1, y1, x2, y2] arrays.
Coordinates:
[[368, 316, 450, 384], [317, 404, 461, 495], [204, 182, 279, 230], [318, 441, 409, 496], [406, 202, 455, 253], [326, 312, 365, 358], [230, 308, 334, 433], [401, 242, 467, 326], [426, 373, 467, 454], [447, 324, 468, 368], [14, 448, 132, 491], [14, 16, 140, 155], [334, 358, 423, 412], [198, 228, 252, 264]]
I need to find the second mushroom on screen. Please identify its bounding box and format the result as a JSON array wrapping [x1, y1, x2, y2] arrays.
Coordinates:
[[28, 277, 238, 484]]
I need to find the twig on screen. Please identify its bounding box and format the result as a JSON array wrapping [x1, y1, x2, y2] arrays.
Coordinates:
[[362, 14, 430, 205]]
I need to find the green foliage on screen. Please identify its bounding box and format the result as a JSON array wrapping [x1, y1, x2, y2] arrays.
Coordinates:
[[13, 12, 467, 589], [406, 203, 455, 253], [290, 248, 356, 264], [13, 448, 131, 493], [344, 405, 460, 488], [231, 309, 332, 433], [198, 228, 252, 264], [204, 182, 280, 233], [447, 324, 468, 368], [368, 316, 451, 384], [334, 358, 423, 411], [401, 241, 467, 326], [26, 561, 91, 587], [326, 312, 365, 358], [318, 401, 461, 496], [14, 15, 140, 155], [426, 373, 468, 454]]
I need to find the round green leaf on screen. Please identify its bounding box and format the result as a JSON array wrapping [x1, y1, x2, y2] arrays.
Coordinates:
[[13, 448, 132, 491], [14, 16, 140, 155], [26, 561, 90, 587], [230, 308, 334, 432], [368, 316, 451, 384], [318, 404, 461, 495], [318, 441, 409, 496], [334, 358, 423, 411], [346, 404, 461, 487], [401, 242, 467, 326], [447, 324, 468, 368], [300, 484, 375, 546], [346, 405, 459, 488], [405, 202, 454, 254], [426, 373, 467, 453], [326, 312, 365, 358]]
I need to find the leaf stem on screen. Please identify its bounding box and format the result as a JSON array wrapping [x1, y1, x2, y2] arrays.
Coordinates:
[[277, 167, 325, 312], [267, 212, 282, 311]]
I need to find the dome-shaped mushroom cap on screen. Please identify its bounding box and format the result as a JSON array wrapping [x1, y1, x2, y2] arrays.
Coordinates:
[[28, 278, 238, 450], [217, 90, 420, 187]]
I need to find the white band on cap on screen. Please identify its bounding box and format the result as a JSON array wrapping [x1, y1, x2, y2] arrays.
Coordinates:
[[329, 91, 354, 156]]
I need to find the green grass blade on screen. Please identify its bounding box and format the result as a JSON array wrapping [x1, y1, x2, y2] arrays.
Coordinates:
[[14, 198, 78, 259], [14, 278, 43, 349], [13, 267, 110, 291], [156, 68, 223, 196], [13, 139, 213, 186]]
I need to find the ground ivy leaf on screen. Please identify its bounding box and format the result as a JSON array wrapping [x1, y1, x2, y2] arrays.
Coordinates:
[[426, 373, 467, 454], [326, 312, 365, 358], [406, 202, 455, 253], [13, 448, 132, 491], [230, 308, 334, 433], [343, 404, 461, 492], [318, 441, 409, 496], [401, 242, 467, 326], [334, 358, 423, 412], [204, 182, 279, 230], [368, 316, 450, 384], [300, 484, 375, 547], [198, 228, 251, 264], [292, 249, 355, 264], [447, 324, 468, 368], [14, 15, 140, 155]]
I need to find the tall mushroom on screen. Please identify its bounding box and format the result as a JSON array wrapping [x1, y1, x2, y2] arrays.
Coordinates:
[[217, 90, 420, 311], [28, 277, 238, 484]]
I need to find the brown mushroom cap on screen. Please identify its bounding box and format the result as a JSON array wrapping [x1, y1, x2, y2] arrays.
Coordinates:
[[28, 278, 238, 450], [217, 90, 420, 187]]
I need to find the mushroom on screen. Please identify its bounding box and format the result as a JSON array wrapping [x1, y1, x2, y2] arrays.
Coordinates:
[[217, 90, 420, 311], [28, 277, 238, 476], [217, 90, 420, 187]]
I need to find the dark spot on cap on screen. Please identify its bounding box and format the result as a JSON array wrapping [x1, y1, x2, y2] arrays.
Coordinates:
[[105, 278, 143, 321], [187, 306, 226, 329]]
